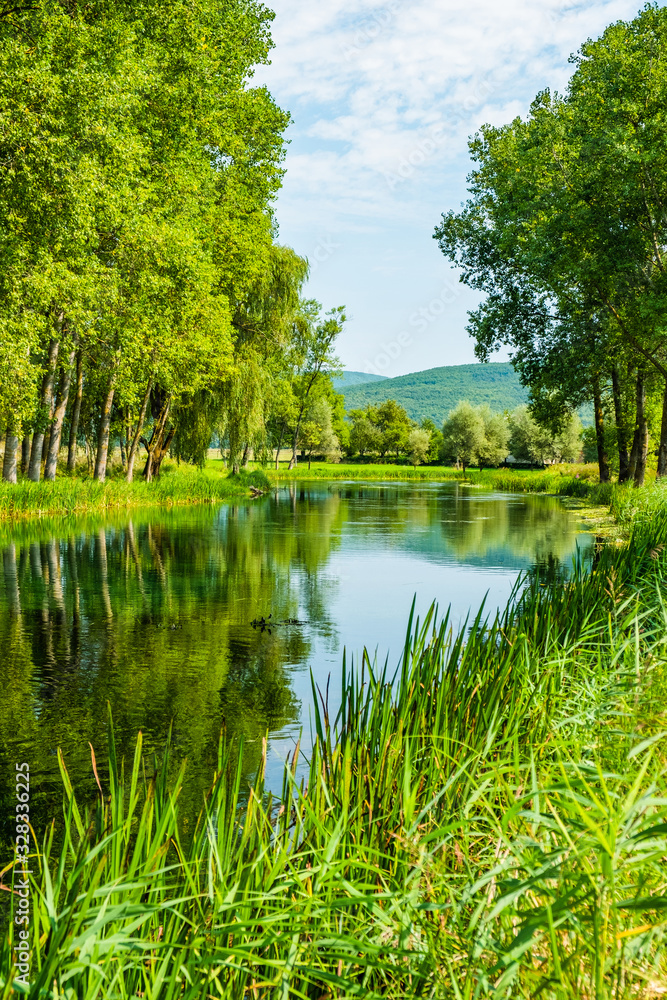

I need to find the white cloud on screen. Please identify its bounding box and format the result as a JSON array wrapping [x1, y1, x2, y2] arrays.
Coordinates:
[[257, 0, 641, 228]]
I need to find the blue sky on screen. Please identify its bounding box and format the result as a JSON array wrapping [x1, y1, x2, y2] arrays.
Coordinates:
[[254, 0, 644, 377]]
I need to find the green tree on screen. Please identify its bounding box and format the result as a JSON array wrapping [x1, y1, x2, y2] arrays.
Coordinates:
[[375, 399, 412, 458], [287, 302, 345, 470], [477, 406, 510, 468], [299, 398, 340, 469], [509, 406, 582, 465], [0, 0, 290, 484], [441, 401, 485, 475], [407, 427, 430, 468], [347, 408, 381, 458], [434, 5, 667, 486], [419, 419, 444, 464]]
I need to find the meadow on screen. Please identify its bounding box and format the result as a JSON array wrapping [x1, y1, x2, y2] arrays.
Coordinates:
[[3, 477, 667, 998]]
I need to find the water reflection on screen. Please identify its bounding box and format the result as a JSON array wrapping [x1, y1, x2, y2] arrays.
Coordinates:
[[0, 483, 592, 841]]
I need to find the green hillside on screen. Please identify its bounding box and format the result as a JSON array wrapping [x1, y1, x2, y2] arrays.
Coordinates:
[[333, 370, 389, 390], [339, 362, 528, 424]]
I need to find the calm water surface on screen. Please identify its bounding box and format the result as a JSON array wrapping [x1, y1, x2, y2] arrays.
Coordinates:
[[0, 481, 593, 836]]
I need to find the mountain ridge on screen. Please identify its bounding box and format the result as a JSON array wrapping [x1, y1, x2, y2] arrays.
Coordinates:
[[337, 362, 528, 424]]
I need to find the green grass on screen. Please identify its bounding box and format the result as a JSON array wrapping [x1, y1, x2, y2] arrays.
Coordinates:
[[4, 482, 667, 997], [268, 459, 613, 496], [0, 466, 270, 520]]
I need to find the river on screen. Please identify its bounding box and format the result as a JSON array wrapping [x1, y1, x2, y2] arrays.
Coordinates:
[[0, 481, 593, 838]]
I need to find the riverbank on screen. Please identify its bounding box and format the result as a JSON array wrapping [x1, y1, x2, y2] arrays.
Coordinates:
[[267, 458, 606, 493], [0, 466, 270, 520], [7, 481, 667, 998], [0, 460, 633, 522]]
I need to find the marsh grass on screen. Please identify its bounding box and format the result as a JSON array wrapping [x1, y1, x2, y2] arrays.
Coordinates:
[[0, 468, 270, 521], [3, 490, 667, 997]]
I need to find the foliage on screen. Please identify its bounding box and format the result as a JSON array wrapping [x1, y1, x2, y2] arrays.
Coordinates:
[[441, 400, 485, 473], [509, 406, 583, 465], [0, 0, 351, 489], [477, 404, 510, 467], [434, 5, 667, 486], [298, 397, 341, 465], [406, 427, 431, 467], [346, 400, 415, 460], [347, 409, 383, 457]]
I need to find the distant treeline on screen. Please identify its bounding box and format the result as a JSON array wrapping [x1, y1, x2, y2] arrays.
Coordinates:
[[341, 400, 581, 471]]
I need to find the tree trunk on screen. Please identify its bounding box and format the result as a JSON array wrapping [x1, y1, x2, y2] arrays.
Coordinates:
[[141, 394, 172, 482], [628, 372, 648, 487], [241, 442, 250, 469], [2, 424, 19, 483], [28, 337, 60, 481], [21, 434, 30, 474], [592, 378, 610, 483], [44, 342, 77, 480], [611, 366, 630, 483], [288, 429, 299, 470], [151, 427, 175, 478], [274, 422, 285, 470], [657, 380, 667, 478], [67, 349, 84, 472], [94, 371, 117, 482], [43, 425, 53, 472], [126, 377, 153, 483]]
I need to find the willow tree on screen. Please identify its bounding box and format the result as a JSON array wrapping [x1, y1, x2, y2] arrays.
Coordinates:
[[220, 245, 309, 473]]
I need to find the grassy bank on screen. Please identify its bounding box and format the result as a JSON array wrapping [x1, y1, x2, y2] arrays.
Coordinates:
[[0, 466, 270, 520], [267, 459, 612, 494], [1, 457, 655, 522], [4, 485, 667, 997]]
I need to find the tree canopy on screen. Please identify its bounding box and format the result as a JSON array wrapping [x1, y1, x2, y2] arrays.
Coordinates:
[[435, 3, 667, 486], [0, 0, 348, 484]]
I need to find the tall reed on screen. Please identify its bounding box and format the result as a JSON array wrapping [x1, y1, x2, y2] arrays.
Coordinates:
[[0, 468, 270, 520]]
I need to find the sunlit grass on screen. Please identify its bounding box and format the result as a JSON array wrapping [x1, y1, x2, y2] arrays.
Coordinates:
[[4, 484, 667, 997], [0, 466, 270, 520]]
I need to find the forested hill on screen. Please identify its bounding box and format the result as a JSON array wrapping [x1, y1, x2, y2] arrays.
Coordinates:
[[333, 371, 389, 390], [338, 363, 528, 424]]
